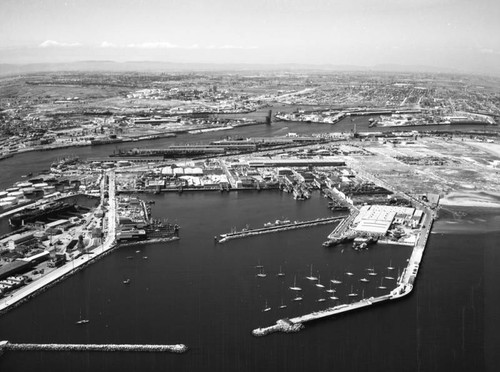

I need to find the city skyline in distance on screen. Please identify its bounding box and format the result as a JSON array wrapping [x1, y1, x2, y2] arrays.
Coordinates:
[[1, 0, 500, 75]]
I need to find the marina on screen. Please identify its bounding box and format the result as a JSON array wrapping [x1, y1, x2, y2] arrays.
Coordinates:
[[252, 203, 434, 336]]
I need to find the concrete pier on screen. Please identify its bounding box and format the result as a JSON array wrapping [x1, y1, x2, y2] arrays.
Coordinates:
[[0, 341, 187, 354], [218, 216, 346, 243]]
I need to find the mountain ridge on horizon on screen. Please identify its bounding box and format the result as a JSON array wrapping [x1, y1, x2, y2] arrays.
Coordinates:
[[0, 60, 492, 77]]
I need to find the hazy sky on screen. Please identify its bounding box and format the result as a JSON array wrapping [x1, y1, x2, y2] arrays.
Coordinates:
[[1, 0, 499, 72]]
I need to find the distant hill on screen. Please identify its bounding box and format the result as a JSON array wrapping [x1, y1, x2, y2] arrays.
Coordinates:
[[0, 60, 473, 77]]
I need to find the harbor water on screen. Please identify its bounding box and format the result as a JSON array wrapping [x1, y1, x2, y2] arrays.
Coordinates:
[[0, 189, 499, 371]]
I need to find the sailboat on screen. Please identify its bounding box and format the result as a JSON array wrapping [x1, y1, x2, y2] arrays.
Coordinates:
[[292, 293, 303, 302], [377, 277, 387, 290], [255, 260, 264, 269], [359, 277, 369, 283], [262, 300, 271, 312], [368, 267, 377, 276], [76, 309, 89, 325], [345, 270, 354, 276], [289, 275, 302, 291], [329, 293, 339, 300], [331, 277, 342, 284], [306, 265, 318, 281], [277, 265, 285, 277], [123, 278, 131, 284], [256, 267, 267, 278], [348, 285, 358, 297], [387, 260, 395, 270], [317, 297, 326, 303], [326, 281, 336, 293], [279, 298, 287, 309], [315, 274, 325, 288]]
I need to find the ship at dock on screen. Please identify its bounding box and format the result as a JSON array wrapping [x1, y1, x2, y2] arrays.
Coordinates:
[[9, 202, 81, 228]]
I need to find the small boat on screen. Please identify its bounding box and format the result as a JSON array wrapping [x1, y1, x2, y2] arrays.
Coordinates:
[[345, 271, 354, 276], [256, 267, 267, 278], [385, 275, 395, 280], [329, 295, 339, 300], [377, 277, 387, 290], [279, 298, 287, 309], [348, 285, 358, 297], [359, 278, 369, 283], [143, 256, 148, 259], [315, 274, 325, 288], [326, 282, 336, 294], [292, 294, 303, 302], [331, 278, 342, 284], [277, 266, 285, 277], [262, 300, 271, 312], [317, 298, 326, 303], [123, 279, 131, 284], [387, 260, 395, 270], [76, 319, 89, 325], [289, 275, 302, 291], [368, 271, 377, 276], [135, 250, 140, 253], [306, 265, 318, 281]]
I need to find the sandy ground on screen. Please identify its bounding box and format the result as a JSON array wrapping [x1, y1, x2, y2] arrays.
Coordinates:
[[440, 190, 500, 208], [463, 141, 500, 158]]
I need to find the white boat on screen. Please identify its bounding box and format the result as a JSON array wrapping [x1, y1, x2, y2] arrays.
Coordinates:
[[315, 274, 325, 288], [292, 294, 303, 302], [257, 267, 267, 278], [123, 279, 131, 284], [377, 277, 387, 290], [326, 282, 336, 294], [317, 298, 326, 303], [329, 295, 339, 300], [277, 265, 285, 277], [345, 271, 354, 276], [262, 300, 271, 312], [279, 298, 287, 309], [289, 275, 302, 291], [306, 264, 318, 281], [331, 278, 342, 284], [387, 260, 395, 270], [368, 271, 377, 276], [359, 277, 369, 283], [348, 285, 358, 297], [385, 275, 395, 280], [76, 319, 89, 325]]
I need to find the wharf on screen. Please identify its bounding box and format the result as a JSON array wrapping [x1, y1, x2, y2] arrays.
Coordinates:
[[0, 172, 118, 314], [217, 216, 346, 243], [0, 341, 187, 354]]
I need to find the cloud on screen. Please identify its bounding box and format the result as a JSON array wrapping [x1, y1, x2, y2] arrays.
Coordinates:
[[126, 42, 178, 49], [479, 48, 500, 55], [100, 41, 117, 48], [125, 42, 257, 50], [219, 45, 258, 50], [39, 40, 81, 48]]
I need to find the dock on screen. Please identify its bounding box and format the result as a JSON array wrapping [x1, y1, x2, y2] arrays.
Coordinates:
[[217, 216, 347, 243], [0, 341, 187, 354]]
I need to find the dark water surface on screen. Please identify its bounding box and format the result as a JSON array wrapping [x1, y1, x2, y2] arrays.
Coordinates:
[[0, 190, 498, 371]]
